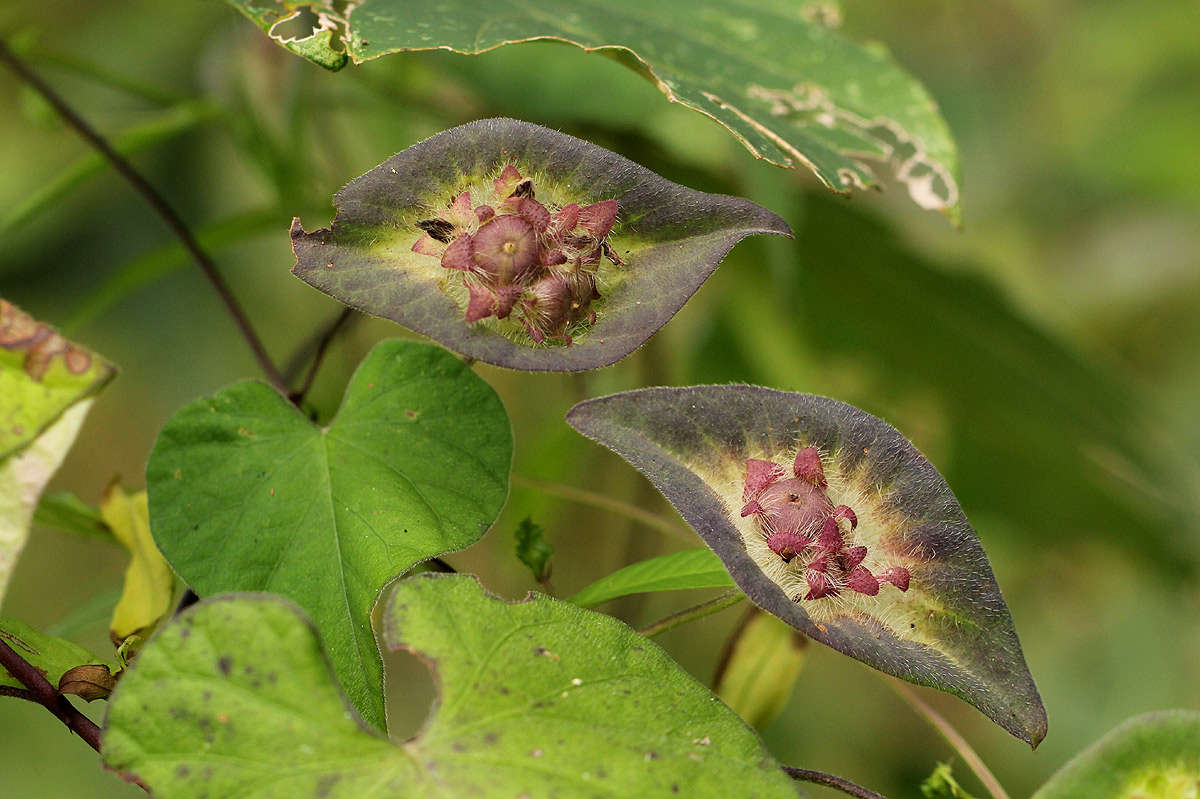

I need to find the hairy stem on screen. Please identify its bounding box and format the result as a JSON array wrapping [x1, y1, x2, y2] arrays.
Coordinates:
[[512, 474, 691, 541], [0, 38, 286, 394], [888, 679, 1010, 799], [0, 635, 103, 752], [637, 589, 744, 638], [781, 766, 888, 799]]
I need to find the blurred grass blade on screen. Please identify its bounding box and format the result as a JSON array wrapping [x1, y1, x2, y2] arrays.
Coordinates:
[[571, 548, 733, 608], [63, 208, 283, 333], [2, 100, 221, 233], [33, 491, 112, 542]]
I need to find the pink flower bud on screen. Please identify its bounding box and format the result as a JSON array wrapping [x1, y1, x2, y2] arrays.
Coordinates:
[[743, 459, 784, 498], [879, 567, 910, 592], [841, 546, 867, 570], [493, 164, 523, 199], [766, 530, 805, 562], [579, 199, 618, 239], [847, 566, 880, 596], [804, 571, 837, 600], [817, 517, 843, 550], [833, 505, 857, 529], [793, 447, 827, 487], [475, 205, 495, 223]]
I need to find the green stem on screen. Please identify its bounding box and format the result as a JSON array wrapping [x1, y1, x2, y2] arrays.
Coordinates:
[[636, 589, 744, 638], [888, 679, 1010, 799], [512, 474, 691, 541]]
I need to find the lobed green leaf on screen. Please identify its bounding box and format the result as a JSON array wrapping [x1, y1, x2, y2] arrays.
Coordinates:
[[103, 578, 799, 797]]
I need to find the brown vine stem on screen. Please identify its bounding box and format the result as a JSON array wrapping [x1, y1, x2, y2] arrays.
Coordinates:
[[0, 635, 102, 752], [636, 589, 744, 638], [888, 679, 1010, 799], [781, 766, 888, 799], [288, 307, 354, 403], [0, 38, 287, 395], [511, 474, 692, 541]]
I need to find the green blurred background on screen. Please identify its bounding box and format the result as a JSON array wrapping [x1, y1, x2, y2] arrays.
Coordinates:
[[1, 1, 1198, 796]]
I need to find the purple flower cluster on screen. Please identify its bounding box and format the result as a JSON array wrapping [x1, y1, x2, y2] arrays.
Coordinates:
[[740, 447, 910, 601], [411, 164, 622, 345]]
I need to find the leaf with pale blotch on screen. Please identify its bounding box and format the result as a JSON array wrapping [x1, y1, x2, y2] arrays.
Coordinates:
[[0, 401, 94, 605], [1, 299, 115, 459], [101, 484, 174, 648], [567, 386, 1047, 746], [1032, 711, 1200, 799], [103, 579, 798, 798], [571, 547, 734, 608], [716, 611, 808, 730], [145, 340, 512, 731], [291, 118, 789, 371], [224, 0, 960, 217], [1, 615, 112, 695]]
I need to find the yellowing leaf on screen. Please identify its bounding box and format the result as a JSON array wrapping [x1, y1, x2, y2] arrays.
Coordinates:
[[101, 484, 174, 646], [716, 610, 808, 730], [0, 400, 93, 605]]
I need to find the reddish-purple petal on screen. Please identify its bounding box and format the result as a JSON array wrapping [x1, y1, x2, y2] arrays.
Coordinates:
[[517, 198, 550, 233], [817, 517, 843, 550], [412, 233, 445, 257], [833, 505, 857, 529], [841, 546, 867, 570], [803, 571, 837, 600], [465, 283, 496, 322], [847, 566, 880, 596], [766, 530, 805, 562], [880, 567, 911, 592], [740, 500, 763, 517], [793, 447, 827, 487], [493, 164, 523, 199], [579, 199, 618, 239], [743, 458, 784, 499], [440, 234, 474, 271], [475, 205, 495, 223]]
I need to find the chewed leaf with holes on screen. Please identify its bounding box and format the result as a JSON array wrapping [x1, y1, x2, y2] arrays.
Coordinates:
[[567, 386, 1047, 746], [1031, 711, 1200, 799], [145, 340, 511, 731], [103, 580, 798, 798], [225, 1, 960, 218], [291, 118, 789, 371]]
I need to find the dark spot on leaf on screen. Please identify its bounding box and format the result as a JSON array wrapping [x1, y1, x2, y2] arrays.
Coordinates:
[[217, 656, 232, 675], [316, 774, 341, 797], [484, 732, 499, 744]]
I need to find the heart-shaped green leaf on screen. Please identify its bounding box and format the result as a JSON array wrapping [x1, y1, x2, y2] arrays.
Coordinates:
[[571, 547, 734, 608], [567, 386, 1047, 746], [103, 578, 799, 797], [1032, 711, 1200, 799], [225, 1, 960, 217], [290, 118, 789, 371], [145, 340, 512, 730]]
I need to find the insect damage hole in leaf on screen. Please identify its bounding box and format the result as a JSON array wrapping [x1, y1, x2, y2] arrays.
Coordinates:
[[103, 580, 800, 797], [567, 385, 1048, 747], [290, 118, 790, 371]]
